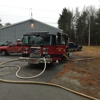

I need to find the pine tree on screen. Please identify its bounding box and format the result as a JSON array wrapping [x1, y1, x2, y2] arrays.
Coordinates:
[[58, 8, 75, 41]]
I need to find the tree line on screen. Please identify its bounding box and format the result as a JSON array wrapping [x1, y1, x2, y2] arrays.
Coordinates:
[[58, 6, 100, 46], [0, 6, 100, 46], [0, 19, 11, 28]]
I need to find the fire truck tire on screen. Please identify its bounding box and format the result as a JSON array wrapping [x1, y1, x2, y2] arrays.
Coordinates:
[[1, 50, 8, 56], [51, 61, 57, 67]]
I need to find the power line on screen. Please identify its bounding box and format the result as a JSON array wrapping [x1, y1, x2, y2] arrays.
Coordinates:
[[0, 5, 59, 26], [0, 5, 60, 12], [0, 14, 29, 17], [1, 22, 58, 25], [0, 5, 30, 10], [0, 5, 60, 20], [0, 14, 59, 20]]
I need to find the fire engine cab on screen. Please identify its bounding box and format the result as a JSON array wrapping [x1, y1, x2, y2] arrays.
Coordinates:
[[19, 31, 68, 66]]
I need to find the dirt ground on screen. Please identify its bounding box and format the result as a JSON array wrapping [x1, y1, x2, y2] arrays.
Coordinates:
[[51, 46, 100, 100]]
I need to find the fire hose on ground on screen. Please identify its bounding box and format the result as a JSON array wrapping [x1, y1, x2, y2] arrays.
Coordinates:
[[63, 53, 100, 62], [0, 56, 100, 100]]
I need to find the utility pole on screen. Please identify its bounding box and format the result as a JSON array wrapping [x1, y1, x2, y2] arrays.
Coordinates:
[[88, 16, 90, 46]]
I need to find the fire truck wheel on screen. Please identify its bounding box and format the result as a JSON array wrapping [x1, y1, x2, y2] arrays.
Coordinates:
[[51, 61, 57, 67], [1, 50, 7, 56]]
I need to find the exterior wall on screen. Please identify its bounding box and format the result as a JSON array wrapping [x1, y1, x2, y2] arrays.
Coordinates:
[[0, 19, 62, 43]]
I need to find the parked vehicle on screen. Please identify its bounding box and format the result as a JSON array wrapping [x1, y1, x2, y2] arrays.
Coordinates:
[[19, 31, 68, 66], [68, 42, 82, 51], [0, 41, 22, 56]]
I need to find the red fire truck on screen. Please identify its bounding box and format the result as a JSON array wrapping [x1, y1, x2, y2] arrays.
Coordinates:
[[19, 31, 68, 66]]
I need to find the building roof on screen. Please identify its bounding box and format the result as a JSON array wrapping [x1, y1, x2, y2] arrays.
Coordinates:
[[0, 18, 63, 32]]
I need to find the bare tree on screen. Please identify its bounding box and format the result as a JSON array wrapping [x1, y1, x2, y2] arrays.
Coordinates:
[[5, 22, 11, 27], [0, 18, 3, 28]]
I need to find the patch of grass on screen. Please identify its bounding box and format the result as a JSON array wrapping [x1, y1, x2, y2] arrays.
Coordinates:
[[83, 46, 100, 50]]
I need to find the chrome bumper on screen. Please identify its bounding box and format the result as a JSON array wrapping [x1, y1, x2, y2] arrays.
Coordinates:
[[19, 57, 52, 64]]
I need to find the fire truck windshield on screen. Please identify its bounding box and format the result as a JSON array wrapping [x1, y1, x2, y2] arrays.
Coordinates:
[[22, 35, 50, 45]]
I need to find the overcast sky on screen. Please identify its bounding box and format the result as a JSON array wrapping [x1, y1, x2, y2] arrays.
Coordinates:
[[0, 0, 100, 27]]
